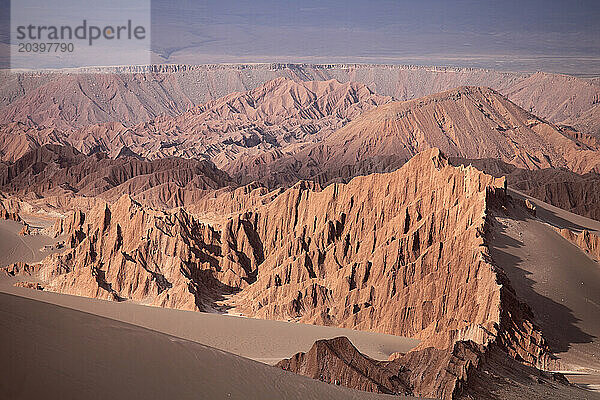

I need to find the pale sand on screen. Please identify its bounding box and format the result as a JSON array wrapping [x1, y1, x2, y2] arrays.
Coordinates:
[[0, 219, 61, 267], [0, 276, 418, 364], [0, 292, 412, 400], [490, 190, 600, 389]]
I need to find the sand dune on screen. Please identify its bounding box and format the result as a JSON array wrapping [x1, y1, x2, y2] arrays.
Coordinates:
[[0, 276, 417, 364], [0, 292, 410, 400], [0, 219, 59, 267], [490, 189, 600, 390]]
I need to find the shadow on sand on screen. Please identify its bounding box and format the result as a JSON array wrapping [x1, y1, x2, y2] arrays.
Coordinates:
[[489, 217, 595, 355]]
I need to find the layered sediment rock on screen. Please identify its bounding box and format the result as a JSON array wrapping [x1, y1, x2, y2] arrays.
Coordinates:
[[29, 196, 252, 310], [231, 150, 547, 364], [451, 157, 600, 221]]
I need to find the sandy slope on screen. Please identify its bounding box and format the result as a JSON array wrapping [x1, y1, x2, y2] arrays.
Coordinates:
[[490, 189, 600, 390], [0, 219, 59, 267], [0, 292, 411, 400], [0, 276, 417, 364]]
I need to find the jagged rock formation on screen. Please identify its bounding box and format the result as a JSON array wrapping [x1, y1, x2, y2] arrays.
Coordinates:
[[4, 262, 39, 276], [3, 78, 598, 231], [0, 144, 234, 209], [30, 195, 259, 310], [0, 72, 195, 131], [228, 150, 550, 370], [0, 198, 21, 221], [277, 336, 412, 395], [553, 227, 600, 262], [450, 157, 600, 221], [503, 72, 600, 137], [0, 78, 390, 166], [278, 337, 582, 400], [1, 148, 581, 398], [231, 86, 600, 187]]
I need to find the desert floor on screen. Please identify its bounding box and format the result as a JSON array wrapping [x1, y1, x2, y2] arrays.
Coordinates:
[[0, 291, 417, 400], [491, 190, 600, 390]]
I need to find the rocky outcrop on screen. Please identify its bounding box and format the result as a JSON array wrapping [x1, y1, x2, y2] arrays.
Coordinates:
[[277, 336, 412, 395], [3, 262, 40, 277], [451, 157, 600, 221], [13, 281, 44, 290], [553, 227, 600, 262], [279, 337, 574, 400], [226, 149, 552, 388], [36, 195, 262, 310]]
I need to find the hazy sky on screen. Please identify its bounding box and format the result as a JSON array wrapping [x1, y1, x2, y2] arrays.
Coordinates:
[[151, 0, 600, 74], [1, 0, 599, 74]]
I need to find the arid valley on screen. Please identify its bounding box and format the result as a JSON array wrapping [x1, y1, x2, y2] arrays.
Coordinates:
[[1, 62, 600, 400]]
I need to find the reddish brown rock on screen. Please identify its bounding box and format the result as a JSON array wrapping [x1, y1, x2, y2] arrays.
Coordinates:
[[231, 86, 600, 187], [3, 262, 40, 276], [13, 281, 44, 290], [277, 336, 412, 396], [0, 144, 234, 209], [553, 227, 600, 262], [450, 157, 600, 221], [0, 197, 21, 222], [10, 148, 555, 398], [0, 78, 390, 167], [2, 66, 598, 137], [18, 224, 30, 236], [279, 337, 577, 400]]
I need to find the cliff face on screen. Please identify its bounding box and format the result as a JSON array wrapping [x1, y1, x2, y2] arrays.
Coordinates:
[[232, 149, 502, 343], [553, 227, 600, 262], [39, 196, 251, 311], [227, 149, 549, 369]]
